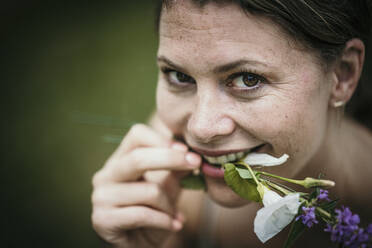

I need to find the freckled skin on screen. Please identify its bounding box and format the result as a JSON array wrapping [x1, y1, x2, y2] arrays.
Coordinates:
[[154, 1, 372, 247], [157, 1, 332, 206]]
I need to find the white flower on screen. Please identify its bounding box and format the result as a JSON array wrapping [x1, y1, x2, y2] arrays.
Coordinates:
[[261, 187, 282, 206], [243, 153, 289, 166], [254, 192, 301, 243]]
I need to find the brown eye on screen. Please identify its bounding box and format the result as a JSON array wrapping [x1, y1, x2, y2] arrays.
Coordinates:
[[243, 74, 260, 87], [230, 73, 263, 88], [168, 71, 195, 84]]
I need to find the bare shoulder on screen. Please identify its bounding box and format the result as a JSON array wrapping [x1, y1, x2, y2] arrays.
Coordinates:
[[343, 118, 372, 179], [335, 118, 372, 216]]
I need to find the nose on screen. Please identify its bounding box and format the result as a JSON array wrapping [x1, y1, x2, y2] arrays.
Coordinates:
[[187, 91, 235, 144]]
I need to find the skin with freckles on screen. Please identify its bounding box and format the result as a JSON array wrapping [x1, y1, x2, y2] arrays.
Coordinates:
[[153, 1, 372, 247], [91, 1, 372, 247], [156, 1, 332, 207]]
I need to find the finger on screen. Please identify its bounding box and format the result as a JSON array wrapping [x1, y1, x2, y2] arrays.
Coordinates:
[[93, 206, 183, 232], [111, 147, 201, 182], [93, 146, 198, 184], [116, 124, 172, 154], [92, 182, 175, 215], [144, 170, 186, 203]]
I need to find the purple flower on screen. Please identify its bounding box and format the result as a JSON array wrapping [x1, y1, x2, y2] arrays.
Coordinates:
[[335, 207, 360, 228], [324, 223, 341, 243], [367, 224, 372, 235], [325, 206, 372, 247], [295, 206, 318, 228], [316, 189, 330, 202]]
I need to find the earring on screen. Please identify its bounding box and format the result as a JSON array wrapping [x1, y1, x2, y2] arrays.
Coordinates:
[[333, 101, 344, 107]]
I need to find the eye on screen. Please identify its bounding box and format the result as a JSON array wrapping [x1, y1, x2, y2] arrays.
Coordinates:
[[167, 71, 195, 84], [230, 73, 263, 89]]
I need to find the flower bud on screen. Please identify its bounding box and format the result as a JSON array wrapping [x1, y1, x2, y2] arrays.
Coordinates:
[[302, 177, 335, 188]]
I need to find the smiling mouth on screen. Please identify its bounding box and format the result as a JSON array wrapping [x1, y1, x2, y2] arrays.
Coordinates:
[[198, 144, 266, 166]]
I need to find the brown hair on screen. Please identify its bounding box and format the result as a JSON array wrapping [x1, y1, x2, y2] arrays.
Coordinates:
[[157, 0, 371, 65]]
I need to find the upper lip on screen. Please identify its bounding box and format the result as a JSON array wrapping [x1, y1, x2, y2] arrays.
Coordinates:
[[190, 144, 265, 156]]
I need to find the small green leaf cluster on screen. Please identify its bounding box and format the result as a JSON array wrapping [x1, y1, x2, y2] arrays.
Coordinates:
[[222, 161, 337, 247], [180, 174, 205, 190], [223, 163, 261, 202], [179, 160, 341, 247]]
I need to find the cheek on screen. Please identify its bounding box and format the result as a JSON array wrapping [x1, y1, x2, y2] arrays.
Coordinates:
[[270, 105, 325, 155], [257, 105, 326, 177], [238, 81, 329, 161], [156, 81, 189, 134]]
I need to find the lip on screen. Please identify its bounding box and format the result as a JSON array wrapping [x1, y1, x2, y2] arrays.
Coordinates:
[[190, 144, 265, 157], [197, 144, 267, 179], [202, 161, 225, 178], [190, 147, 251, 157]]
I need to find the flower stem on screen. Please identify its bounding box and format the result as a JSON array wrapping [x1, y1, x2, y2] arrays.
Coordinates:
[[315, 207, 332, 220], [256, 171, 303, 185], [244, 163, 260, 185], [256, 171, 335, 188], [263, 179, 292, 195]]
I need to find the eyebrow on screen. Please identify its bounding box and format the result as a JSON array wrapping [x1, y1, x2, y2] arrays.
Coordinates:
[[213, 60, 269, 73], [157, 56, 270, 74], [157, 56, 185, 72]]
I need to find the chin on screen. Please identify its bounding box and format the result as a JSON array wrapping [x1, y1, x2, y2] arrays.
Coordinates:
[[205, 176, 251, 208]]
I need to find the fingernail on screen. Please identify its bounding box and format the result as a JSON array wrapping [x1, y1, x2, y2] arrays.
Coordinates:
[[185, 152, 201, 167], [176, 211, 186, 222], [172, 219, 183, 231], [171, 142, 188, 152]]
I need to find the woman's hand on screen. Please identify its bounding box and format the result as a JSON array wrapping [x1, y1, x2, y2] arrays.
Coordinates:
[[91, 124, 201, 248]]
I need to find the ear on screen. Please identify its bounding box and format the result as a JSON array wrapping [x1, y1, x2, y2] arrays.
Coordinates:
[[330, 38, 365, 107]]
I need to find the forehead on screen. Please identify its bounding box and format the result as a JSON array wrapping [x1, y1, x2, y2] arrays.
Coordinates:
[[158, 1, 302, 69], [159, 1, 272, 39]]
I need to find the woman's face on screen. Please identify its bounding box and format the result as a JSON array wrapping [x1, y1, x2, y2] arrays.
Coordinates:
[[156, 1, 333, 207]]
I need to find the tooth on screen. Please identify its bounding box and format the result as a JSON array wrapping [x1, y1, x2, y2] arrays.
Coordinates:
[[237, 152, 244, 159], [210, 157, 218, 164], [227, 153, 236, 162], [205, 156, 218, 164], [204, 151, 248, 164], [216, 155, 228, 164]]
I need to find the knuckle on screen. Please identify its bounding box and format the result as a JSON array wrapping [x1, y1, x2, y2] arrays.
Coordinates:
[[92, 171, 106, 187], [92, 172, 102, 187], [119, 124, 149, 152], [91, 187, 106, 205], [128, 149, 143, 170], [148, 184, 162, 202], [128, 123, 147, 137], [91, 209, 111, 230]]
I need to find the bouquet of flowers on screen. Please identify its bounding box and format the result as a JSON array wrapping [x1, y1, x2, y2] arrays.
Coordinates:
[[181, 153, 372, 248]]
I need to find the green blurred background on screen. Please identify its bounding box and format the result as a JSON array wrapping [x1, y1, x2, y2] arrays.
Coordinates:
[[4, 1, 372, 247], [5, 1, 159, 247]]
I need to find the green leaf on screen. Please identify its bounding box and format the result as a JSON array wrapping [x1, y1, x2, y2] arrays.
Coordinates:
[[180, 174, 205, 190], [319, 199, 339, 216], [283, 217, 306, 248], [235, 166, 254, 179], [309, 187, 320, 201], [305, 188, 320, 203], [223, 163, 260, 202]]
